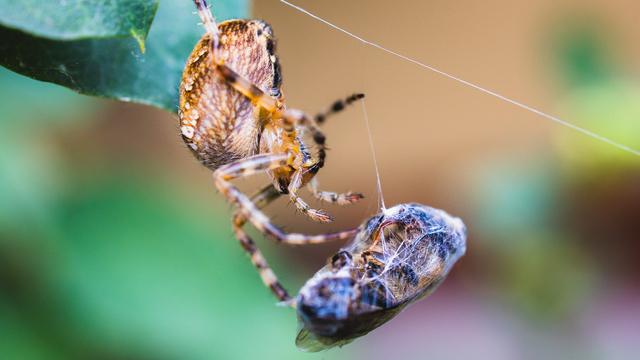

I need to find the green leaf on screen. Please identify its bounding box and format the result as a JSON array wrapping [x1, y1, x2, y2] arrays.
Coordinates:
[[0, 0, 159, 43], [0, 0, 249, 113]]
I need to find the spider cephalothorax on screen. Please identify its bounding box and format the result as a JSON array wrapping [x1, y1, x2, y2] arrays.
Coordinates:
[[179, 0, 364, 301]]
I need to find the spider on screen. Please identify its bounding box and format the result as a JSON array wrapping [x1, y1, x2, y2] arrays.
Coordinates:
[[179, 0, 364, 302], [295, 203, 467, 352]]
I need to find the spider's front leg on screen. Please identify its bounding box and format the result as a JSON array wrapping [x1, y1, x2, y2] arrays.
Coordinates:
[[194, 0, 281, 112], [308, 94, 367, 205], [279, 109, 334, 221], [281, 109, 364, 215], [215, 155, 358, 302], [214, 153, 357, 243], [308, 178, 363, 205], [314, 93, 364, 125]]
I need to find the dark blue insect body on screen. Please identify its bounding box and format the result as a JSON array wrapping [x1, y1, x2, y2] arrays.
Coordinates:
[[295, 203, 467, 352]]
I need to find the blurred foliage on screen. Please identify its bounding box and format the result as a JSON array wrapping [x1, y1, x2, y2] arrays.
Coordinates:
[[0, 0, 248, 113], [549, 17, 640, 283], [473, 156, 597, 321], [0, 67, 97, 234], [551, 24, 612, 87], [458, 12, 640, 358], [556, 79, 640, 172], [551, 19, 640, 172], [0, 174, 301, 359], [498, 232, 595, 320]]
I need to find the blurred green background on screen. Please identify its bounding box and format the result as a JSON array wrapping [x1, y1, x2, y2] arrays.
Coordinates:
[[2, 0, 640, 359]]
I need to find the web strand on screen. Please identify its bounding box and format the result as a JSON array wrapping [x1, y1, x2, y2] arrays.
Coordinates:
[[361, 98, 386, 210], [277, 0, 640, 157]]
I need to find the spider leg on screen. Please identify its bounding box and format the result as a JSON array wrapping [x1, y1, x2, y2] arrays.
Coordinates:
[[203, 82, 363, 220], [216, 65, 280, 112], [314, 93, 364, 125], [194, 0, 280, 112], [217, 158, 357, 302], [215, 153, 359, 245], [308, 178, 364, 205], [277, 109, 337, 221], [282, 109, 326, 164], [193, 0, 220, 51], [246, 183, 281, 211], [285, 168, 333, 222], [232, 222, 293, 302], [232, 184, 292, 301], [281, 108, 366, 218]]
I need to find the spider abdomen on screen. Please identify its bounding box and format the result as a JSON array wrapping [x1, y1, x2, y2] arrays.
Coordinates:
[[179, 20, 283, 170]]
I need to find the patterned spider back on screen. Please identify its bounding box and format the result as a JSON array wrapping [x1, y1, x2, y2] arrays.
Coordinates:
[[179, 20, 283, 170]]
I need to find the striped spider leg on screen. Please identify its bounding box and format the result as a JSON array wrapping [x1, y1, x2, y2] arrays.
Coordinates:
[[307, 93, 365, 205], [229, 183, 358, 303], [223, 95, 366, 302]]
